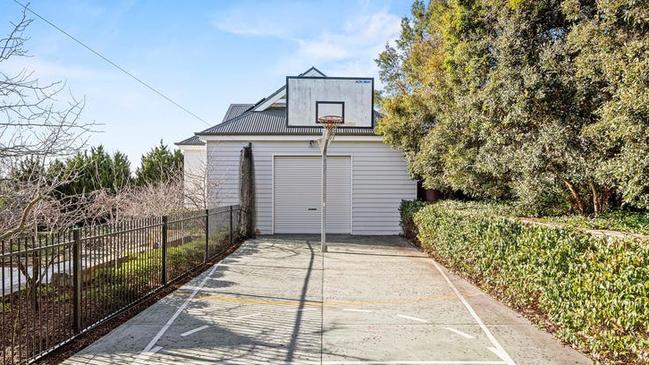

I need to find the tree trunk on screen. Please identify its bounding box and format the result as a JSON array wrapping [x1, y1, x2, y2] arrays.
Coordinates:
[[590, 183, 603, 215], [239, 144, 255, 238], [556, 174, 587, 215], [590, 183, 612, 216]]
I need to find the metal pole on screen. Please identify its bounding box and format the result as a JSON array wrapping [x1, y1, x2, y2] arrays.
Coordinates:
[[204, 209, 209, 261], [161, 216, 168, 285], [72, 228, 82, 333], [321, 143, 328, 252]]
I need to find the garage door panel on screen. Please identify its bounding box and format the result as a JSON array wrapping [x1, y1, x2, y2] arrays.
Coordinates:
[[274, 156, 351, 234]]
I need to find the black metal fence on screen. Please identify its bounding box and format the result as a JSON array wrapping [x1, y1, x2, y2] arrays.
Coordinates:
[[0, 205, 241, 365]]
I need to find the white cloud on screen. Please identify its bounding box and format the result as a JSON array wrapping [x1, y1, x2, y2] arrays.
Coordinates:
[[280, 10, 401, 79], [296, 35, 349, 60], [212, 2, 310, 39], [215, 17, 294, 39], [213, 3, 401, 79]]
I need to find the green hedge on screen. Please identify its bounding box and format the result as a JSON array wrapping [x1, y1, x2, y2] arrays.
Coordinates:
[[399, 200, 426, 242], [412, 201, 649, 364]]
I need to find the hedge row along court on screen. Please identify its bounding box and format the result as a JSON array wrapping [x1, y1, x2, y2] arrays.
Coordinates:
[[401, 200, 649, 364]]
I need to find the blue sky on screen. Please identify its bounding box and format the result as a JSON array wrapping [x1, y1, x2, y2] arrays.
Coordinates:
[[1, 0, 410, 166]]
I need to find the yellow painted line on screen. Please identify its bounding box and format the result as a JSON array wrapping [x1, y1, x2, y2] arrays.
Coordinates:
[[201, 294, 322, 308], [194, 293, 461, 309]]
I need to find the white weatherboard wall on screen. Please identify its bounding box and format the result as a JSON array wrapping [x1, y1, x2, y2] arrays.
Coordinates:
[[206, 140, 416, 235], [181, 147, 206, 208]]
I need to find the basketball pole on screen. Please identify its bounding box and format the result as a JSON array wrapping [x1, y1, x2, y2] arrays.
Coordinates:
[[321, 133, 328, 253], [319, 117, 339, 253]]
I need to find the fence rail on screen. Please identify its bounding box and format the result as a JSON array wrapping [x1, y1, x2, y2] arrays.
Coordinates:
[[0, 205, 241, 365]]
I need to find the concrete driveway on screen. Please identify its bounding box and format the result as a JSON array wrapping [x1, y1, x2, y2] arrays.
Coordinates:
[[63, 236, 590, 365]]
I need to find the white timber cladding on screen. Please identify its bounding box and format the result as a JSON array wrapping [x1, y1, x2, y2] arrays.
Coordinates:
[[273, 156, 351, 234], [206, 140, 416, 235], [181, 147, 207, 209], [287, 78, 373, 127]]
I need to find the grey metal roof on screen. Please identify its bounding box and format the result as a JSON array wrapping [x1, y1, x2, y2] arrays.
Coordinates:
[[175, 135, 205, 146], [177, 104, 253, 145], [197, 107, 379, 136], [222, 104, 254, 122]]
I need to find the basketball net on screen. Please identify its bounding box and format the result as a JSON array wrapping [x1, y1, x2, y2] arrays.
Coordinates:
[[317, 115, 341, 153]]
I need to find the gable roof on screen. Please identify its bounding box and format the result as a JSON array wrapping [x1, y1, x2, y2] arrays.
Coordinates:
[[178, 66, 379, 142], [222, 103, 254, 122], [252, 67, 326, 112]]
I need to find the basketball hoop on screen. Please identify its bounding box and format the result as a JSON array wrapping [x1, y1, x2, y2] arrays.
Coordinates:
[[317, 115, 342, 153]]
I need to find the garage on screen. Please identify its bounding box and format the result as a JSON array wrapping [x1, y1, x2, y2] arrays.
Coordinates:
[[273, 155, 351, 234]]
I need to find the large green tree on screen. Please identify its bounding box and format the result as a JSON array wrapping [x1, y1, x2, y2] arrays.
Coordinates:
[[377, 0, 649, 215], [563, 0, 649, 211], [135, 140, 183, 185], [52, 145, 132, 196]]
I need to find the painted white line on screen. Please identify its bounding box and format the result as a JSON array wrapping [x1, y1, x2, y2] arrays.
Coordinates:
[[488, 347, 515, 365], [443, 326, 475, 339], [342, 308, 374, 313], [139, 263, 222, 356], [233, 312, 262, 320], [134, 345, 162, 363], [396, 314, 428, 323], [180, 325, 209, 337], [283, 307, 317, 312], [321, 361, 506, 365], [431, 261, 516, 365]]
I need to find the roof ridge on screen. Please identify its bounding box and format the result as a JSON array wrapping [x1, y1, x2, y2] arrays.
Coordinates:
[[299, 66, 326, 77]]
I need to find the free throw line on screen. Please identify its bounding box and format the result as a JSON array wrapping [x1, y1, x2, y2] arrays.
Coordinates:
[[180, 325, 209, 337], [396, 314, 428, 323], [443, 327, 475, 339]]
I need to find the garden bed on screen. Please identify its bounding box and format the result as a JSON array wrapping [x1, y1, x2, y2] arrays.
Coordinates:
[[1, 230, 238, 365]]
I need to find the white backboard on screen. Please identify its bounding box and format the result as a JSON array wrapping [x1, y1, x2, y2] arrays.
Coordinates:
[[286, 77, 374, 128]]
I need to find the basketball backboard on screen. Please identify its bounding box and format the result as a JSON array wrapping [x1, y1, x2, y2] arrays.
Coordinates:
[[286, 76, 374, 128]]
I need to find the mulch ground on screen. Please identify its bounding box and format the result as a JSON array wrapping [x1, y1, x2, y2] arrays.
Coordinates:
[[32, 240, 243, 365]]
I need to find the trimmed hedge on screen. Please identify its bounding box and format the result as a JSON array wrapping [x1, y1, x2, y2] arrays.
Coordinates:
[[412, 201, 649, 364], [399, 200, 426, 242]]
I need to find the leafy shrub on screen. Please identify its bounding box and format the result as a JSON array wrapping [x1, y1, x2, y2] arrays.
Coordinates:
[[541, 210, 649, 236], [93, 250, 162, 306], [414, 202, 649, 364], [399, 200, 426, 242], [168, 239, 205, 278]]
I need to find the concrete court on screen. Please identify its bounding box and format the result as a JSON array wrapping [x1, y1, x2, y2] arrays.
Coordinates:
[[63, 235, 591, 365]]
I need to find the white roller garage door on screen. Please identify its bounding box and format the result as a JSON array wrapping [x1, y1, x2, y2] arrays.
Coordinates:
[[273, 156, 351, 234]]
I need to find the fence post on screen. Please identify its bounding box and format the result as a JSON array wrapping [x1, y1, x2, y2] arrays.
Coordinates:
[[72, 228, 82, 333], [205, 209, 209, 262], [162, 216, 168, 285], [229, 206, 233, 245]]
